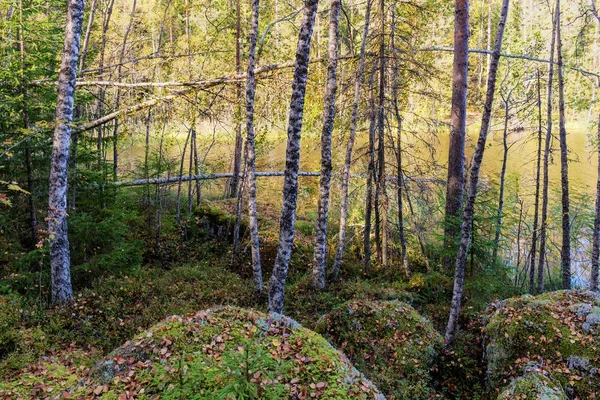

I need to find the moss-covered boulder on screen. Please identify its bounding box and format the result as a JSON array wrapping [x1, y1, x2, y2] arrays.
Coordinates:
[[497, 370, 567, 400], [77, 306, 384, 399], [315, 300, 443, 399], [485, 290, 600, 398]]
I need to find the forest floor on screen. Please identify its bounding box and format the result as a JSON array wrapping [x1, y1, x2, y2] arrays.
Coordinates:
[[0, 197, 521, 399]]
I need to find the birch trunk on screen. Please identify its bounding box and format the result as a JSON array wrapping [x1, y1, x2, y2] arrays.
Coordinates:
[[331, 0, 372, 280], [591, 114, 600, 291], [529, 69, 543, 294], [312, 0, 341, 290], [48, 0, 85, 306], [538, 5, 558, 294], [443, 0, 470, 271], [244, 0, 264, 291], [268, 0, 319, 314], [445, 0, 509, 345], [556, 0, 571, 290]]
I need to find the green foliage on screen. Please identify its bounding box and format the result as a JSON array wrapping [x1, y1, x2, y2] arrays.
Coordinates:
[[316, 300, 443, 399]]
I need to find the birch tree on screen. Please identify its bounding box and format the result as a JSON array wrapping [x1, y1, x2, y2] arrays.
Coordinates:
[[445, 0, 509, 345], [245, 0, 264, 293], [48, 0, 85, 305], [312, 0, 341, 290], [268, 0, 319, 314]]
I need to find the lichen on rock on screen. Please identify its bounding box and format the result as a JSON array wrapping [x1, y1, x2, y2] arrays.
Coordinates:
[[485, 290, 600, 399], [80, 306, 384, 399], [496, 370, 567, 400], [315, 300, 442, 400]]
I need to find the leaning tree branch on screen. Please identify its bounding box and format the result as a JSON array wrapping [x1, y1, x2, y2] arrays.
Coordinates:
[[74, 55, 354, 133], [422, 46, 600, 80], [112, 171, 445, 187]]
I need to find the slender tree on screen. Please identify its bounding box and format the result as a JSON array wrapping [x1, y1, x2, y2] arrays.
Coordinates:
[[443, 0, 470, 271], [228, 0, 244, 198], [538, 5, 558, 294], [312, 0, 341, 290], [331, 0, 372, 280], [268, 0, 319, 314], [363, 86, 378, 273], [556, 0, 571, 289], [591, 114, 600, 291], [244, 0, 264, 293], [529, 68, 543, 294], [48, 0, 85, 305], [445, 0, 509, 345]]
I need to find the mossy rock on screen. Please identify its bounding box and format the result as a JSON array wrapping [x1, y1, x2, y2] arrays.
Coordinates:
[[315, 300, 443, 399], [189, 204, 247, 242], [485, 290, 600, 399], [76, 306, 384, 399], [497, 370, 567, 400]]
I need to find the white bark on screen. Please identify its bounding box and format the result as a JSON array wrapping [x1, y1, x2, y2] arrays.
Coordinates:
[[48, 0, 85, 305]]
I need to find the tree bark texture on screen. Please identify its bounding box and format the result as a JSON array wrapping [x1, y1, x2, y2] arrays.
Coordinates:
[[556, 0, 571, 290], [443, 0, 470, 271], [268, 0, 319, 314], [244, 0, 263, 293], [529, 69, 543, 294], [591, 114, 600, 291], [312, 0, 341, 290], [331, 0, 372, 280], [538, 5, 558, 294], [48, 0, 85, 306], [445, 0, 509, 346]]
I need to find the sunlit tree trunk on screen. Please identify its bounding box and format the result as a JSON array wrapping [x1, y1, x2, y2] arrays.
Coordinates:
[[312, 0, 341, 290], [556, 0, 571, 289], [529, 69, 543, 294], [493, 87, 513, 261], [244, 0, 264, 293], [538, 5, 558, 294], [443, 0, 470, 271], [331, 0, 372, 280], [48, 0, 85, 306], [363, 88, 377, 274], [268, 0, 319, 314], [111, 0, 136, 181], [592, 114, 600, 291], [228, 0, 244, 198], [445, 0, 509, 345], [78, 0, 97, 72]]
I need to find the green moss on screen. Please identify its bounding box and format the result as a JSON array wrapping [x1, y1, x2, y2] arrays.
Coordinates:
[[79, 306, 383, 399], [485, 290, 600, 398], [497, 371, 567, 400], [316, 300, 442, 399]]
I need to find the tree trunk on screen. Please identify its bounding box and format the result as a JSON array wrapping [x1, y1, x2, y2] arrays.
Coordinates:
[[443, 0, 470, 271], [176, 129, 191, 224], [376, 0, 388, 269], [445, 0, 509, 346], [363, 88, 377, 274], [244, 0, 263, 293], [96, 0, 115, 170], [78, 0, 97, 72], [268, 0, 319, 314], [331, 0, 372, 280], [538, 5, 558, 294], [48, 0, 85, 306], [112, 0, 136, 181], [228, 0, 244, 198], [556, 0, 571, 290], [591, 114, 600, 291], [493, 91, 511, 261], [529, 68, 543, 294], [311, 0, 341, 290]]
